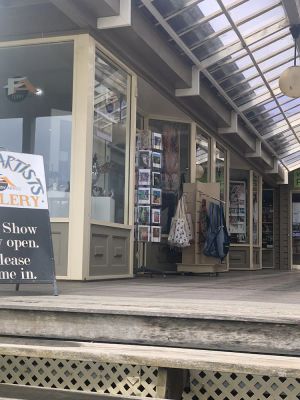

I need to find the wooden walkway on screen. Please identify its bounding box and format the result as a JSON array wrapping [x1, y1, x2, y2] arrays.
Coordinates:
[[0, 271, 299, 355]]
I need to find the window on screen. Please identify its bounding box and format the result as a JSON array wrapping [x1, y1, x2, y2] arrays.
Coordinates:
[[92, 50, 131, 224], [0, 42, 74, 217]]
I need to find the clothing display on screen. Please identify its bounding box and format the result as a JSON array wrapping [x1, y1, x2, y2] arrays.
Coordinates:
[[203, 202, 230, 261], [177, 182, 229, 274]]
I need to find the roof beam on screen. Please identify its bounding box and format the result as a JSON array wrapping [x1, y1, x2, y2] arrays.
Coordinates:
[[175, 66, 200, 96], [98, 0, 131, 29], [246, 139, 262, 158]]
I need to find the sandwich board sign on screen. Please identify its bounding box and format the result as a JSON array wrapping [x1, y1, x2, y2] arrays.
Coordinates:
[[0, 151, 57, 295]]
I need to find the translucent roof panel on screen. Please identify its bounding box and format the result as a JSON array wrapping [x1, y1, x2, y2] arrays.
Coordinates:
[[258, 47, 294, 70], [229, 0, 279, 21], [152, 0, 201, 19], [252, 36, 294, 61], [237, 6, 285, 37], [141, 0, 300, 170]]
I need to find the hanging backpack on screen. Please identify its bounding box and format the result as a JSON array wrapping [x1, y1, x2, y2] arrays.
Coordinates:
[[203, 202, 230, 261]]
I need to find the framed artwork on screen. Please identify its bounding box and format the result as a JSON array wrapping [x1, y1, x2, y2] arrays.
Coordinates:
[[137, 130, 152, 150], [138, 206, 151, 225], [152, 172, 161, 188], [139, 150, 152, 168], [151, 226, 161, 242], [138, 187, 150, 204], [152, 132, 162, 150], [138, 169, 151, 186], [151, 208, 161, 225], [151, 188, 162, 205], [138, 225, 150, 242], [152, 152, 161, 169]]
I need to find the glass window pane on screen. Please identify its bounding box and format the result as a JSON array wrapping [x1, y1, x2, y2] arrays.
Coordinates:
[[92, 50, 130, 224], [148, 119, 190, 234], [196, 127, 209, 183], [0, 118, 22, 152], [0, 42, 74, 218]]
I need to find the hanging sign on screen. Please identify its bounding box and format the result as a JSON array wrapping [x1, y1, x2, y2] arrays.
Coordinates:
[[0, 151, 57, 294]]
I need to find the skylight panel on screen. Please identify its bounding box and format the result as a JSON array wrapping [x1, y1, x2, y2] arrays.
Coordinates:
[[238, 6, 285, 37]]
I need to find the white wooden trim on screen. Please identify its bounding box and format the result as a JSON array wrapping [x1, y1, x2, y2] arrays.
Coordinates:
[[67, 34, 95, 280], [90, 221, 133, 230], [0, 35, 78, 48], [50, 218, 69, 223], [85, 274, 133, 280], [146, 114, 193, 123], [190, 122, 196, 183], [210, 138, 216, 182], [1, 339, 300, 378]]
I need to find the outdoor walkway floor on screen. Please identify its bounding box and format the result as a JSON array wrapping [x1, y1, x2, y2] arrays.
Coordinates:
[[0, 270, 299, 304]]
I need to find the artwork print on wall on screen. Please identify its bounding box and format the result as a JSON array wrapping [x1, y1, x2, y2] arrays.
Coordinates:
[[138, 169, 151, 186]]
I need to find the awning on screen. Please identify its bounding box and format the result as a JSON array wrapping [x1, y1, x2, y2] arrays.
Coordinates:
[[139, 0, 300, 171]]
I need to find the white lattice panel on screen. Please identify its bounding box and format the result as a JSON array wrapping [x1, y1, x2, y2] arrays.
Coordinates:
[[183, 370, 300, 400], [0, 356, 157, 397]]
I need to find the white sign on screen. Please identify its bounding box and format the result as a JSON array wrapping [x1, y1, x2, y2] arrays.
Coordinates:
[[0, 151, 48, 210]]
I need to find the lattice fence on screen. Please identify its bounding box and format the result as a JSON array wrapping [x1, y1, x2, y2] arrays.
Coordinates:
[[183, 370, 300, 400], [0, 355, 158, 397], [1, 355, 300, 399]]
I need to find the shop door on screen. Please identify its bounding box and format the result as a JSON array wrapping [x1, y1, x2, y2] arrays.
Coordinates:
[[292, 193, 300, 268]]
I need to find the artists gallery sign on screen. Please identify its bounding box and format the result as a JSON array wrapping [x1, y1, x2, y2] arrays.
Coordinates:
[[0, 151, 56, 292]]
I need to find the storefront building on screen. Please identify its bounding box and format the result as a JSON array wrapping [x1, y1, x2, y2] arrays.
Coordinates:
[[0, 0, 299, 279]]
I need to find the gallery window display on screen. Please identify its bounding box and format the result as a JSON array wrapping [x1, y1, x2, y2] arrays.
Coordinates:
[[135, 130, 163, 243], [0, 42, 74, 218], [148, 119, 190, 235], [196, 127, 209, 183], [91, 49, 131, 224]]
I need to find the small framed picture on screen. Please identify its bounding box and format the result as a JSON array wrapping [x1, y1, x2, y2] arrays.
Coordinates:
[[139, 150, 152, 168], [138, 205, 151, 225], [138, 169, 151, 186], [152, 188, 162, 205], [138, 225, 150, 242], [152, 152, 162, 169], [152, 172, 161, 188], [152, 208, 161, 225], [138, 187, 150, 204], [151, 226, 161, 242], [152, 132, 163, 150]]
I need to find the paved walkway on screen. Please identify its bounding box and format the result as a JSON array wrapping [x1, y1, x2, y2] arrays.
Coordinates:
[[0, 270, 299, 304]]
